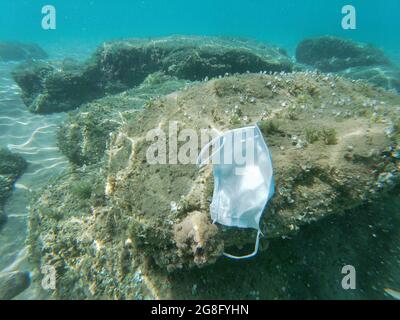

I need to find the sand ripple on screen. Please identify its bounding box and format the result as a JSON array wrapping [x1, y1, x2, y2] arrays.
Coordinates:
[[0, 62, 68, 299]]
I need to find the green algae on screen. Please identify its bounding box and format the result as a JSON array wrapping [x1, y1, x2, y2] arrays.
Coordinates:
[[28, 72, 400, 300]]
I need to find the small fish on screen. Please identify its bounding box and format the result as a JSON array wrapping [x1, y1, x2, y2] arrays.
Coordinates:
[[384, 288, 400, 300]]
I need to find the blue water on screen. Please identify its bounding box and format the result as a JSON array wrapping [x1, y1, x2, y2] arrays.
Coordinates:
[[1, 0, 400, 60]]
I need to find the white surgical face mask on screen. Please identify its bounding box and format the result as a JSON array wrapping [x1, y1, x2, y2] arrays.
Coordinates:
[[197, 124, 275, 259]]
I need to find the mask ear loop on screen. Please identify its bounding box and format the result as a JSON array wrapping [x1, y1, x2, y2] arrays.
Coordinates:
[[223, 230, 263, 260]]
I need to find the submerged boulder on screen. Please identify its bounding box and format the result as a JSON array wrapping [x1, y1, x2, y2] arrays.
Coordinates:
[[0, 206, 5, 226], [296, 36, 400, 93], [0, 148, 27, 226], [296, 36, 390, 72], [13, 36, 292, 114], [28, 73, 400, 299], [0, 42, 47, 62], [12, 59, 104, 114], [0, 271, 31, 300]]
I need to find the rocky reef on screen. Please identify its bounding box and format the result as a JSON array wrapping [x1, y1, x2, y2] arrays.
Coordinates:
[[0, 148, 27, 226], [12, 36, 293, 114], [11, 58, 105, 114], [296, 36, 400, 92], [337, 65, 400, 93], [0, 271, 31, 300], [28, 72, 400, 299], [296, 36, 390, 72], [0, 42, 48, 62]]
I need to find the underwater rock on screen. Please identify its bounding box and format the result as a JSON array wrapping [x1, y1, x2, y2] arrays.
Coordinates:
[[11, 60, 54, 111], [173, 211, 224, 268], [0, 175, 12, 226], [0, 271, 31, 300], [296, 36, 390, 73], [0, 42, 47, 62], [13, 36, 292, 114], [0, 208, 6, 226], [12, 59, 104, 113], [58, 72, 190, 166], [337, 65, 400, 93], [0, 148, 28, 226], [0, 148, 28, 177], [28, 72, 400, 299], [296, 36, 400, 93]]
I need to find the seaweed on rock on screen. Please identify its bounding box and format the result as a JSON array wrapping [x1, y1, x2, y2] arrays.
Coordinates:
[[0, 148, 27, 226], [28, 72, 400, 299], [13, 36, 292, 114], [296, 36, 400, 93]]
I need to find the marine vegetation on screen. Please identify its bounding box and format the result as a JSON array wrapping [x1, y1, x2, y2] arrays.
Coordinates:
[[28, 72, 400, 299], [0, 148, 27, 226]]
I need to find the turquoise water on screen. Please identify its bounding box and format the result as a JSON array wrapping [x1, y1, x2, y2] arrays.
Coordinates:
[[1, 0, 400, 60], [0, 0, 399, 300]]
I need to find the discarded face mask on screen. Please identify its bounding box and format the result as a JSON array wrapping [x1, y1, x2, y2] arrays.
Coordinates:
[[197, 124, 275, 259]]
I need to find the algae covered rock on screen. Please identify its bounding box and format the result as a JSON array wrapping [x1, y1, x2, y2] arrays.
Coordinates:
[[337, 65, 400, 93], [295, 36, 400, 93], [103, 72, 400, 265], [0, 209, 5, 226], [12, 59, 104, 113], [0, 148, 27, 226], [0, 271, 31, 300], [13, 36, 292, 114], [28, 73, 400, 299], [296, 36, 390, 72], [91, 35, 292, 86], [57, 73, 191, 166], [0, 42, 47, 62]]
